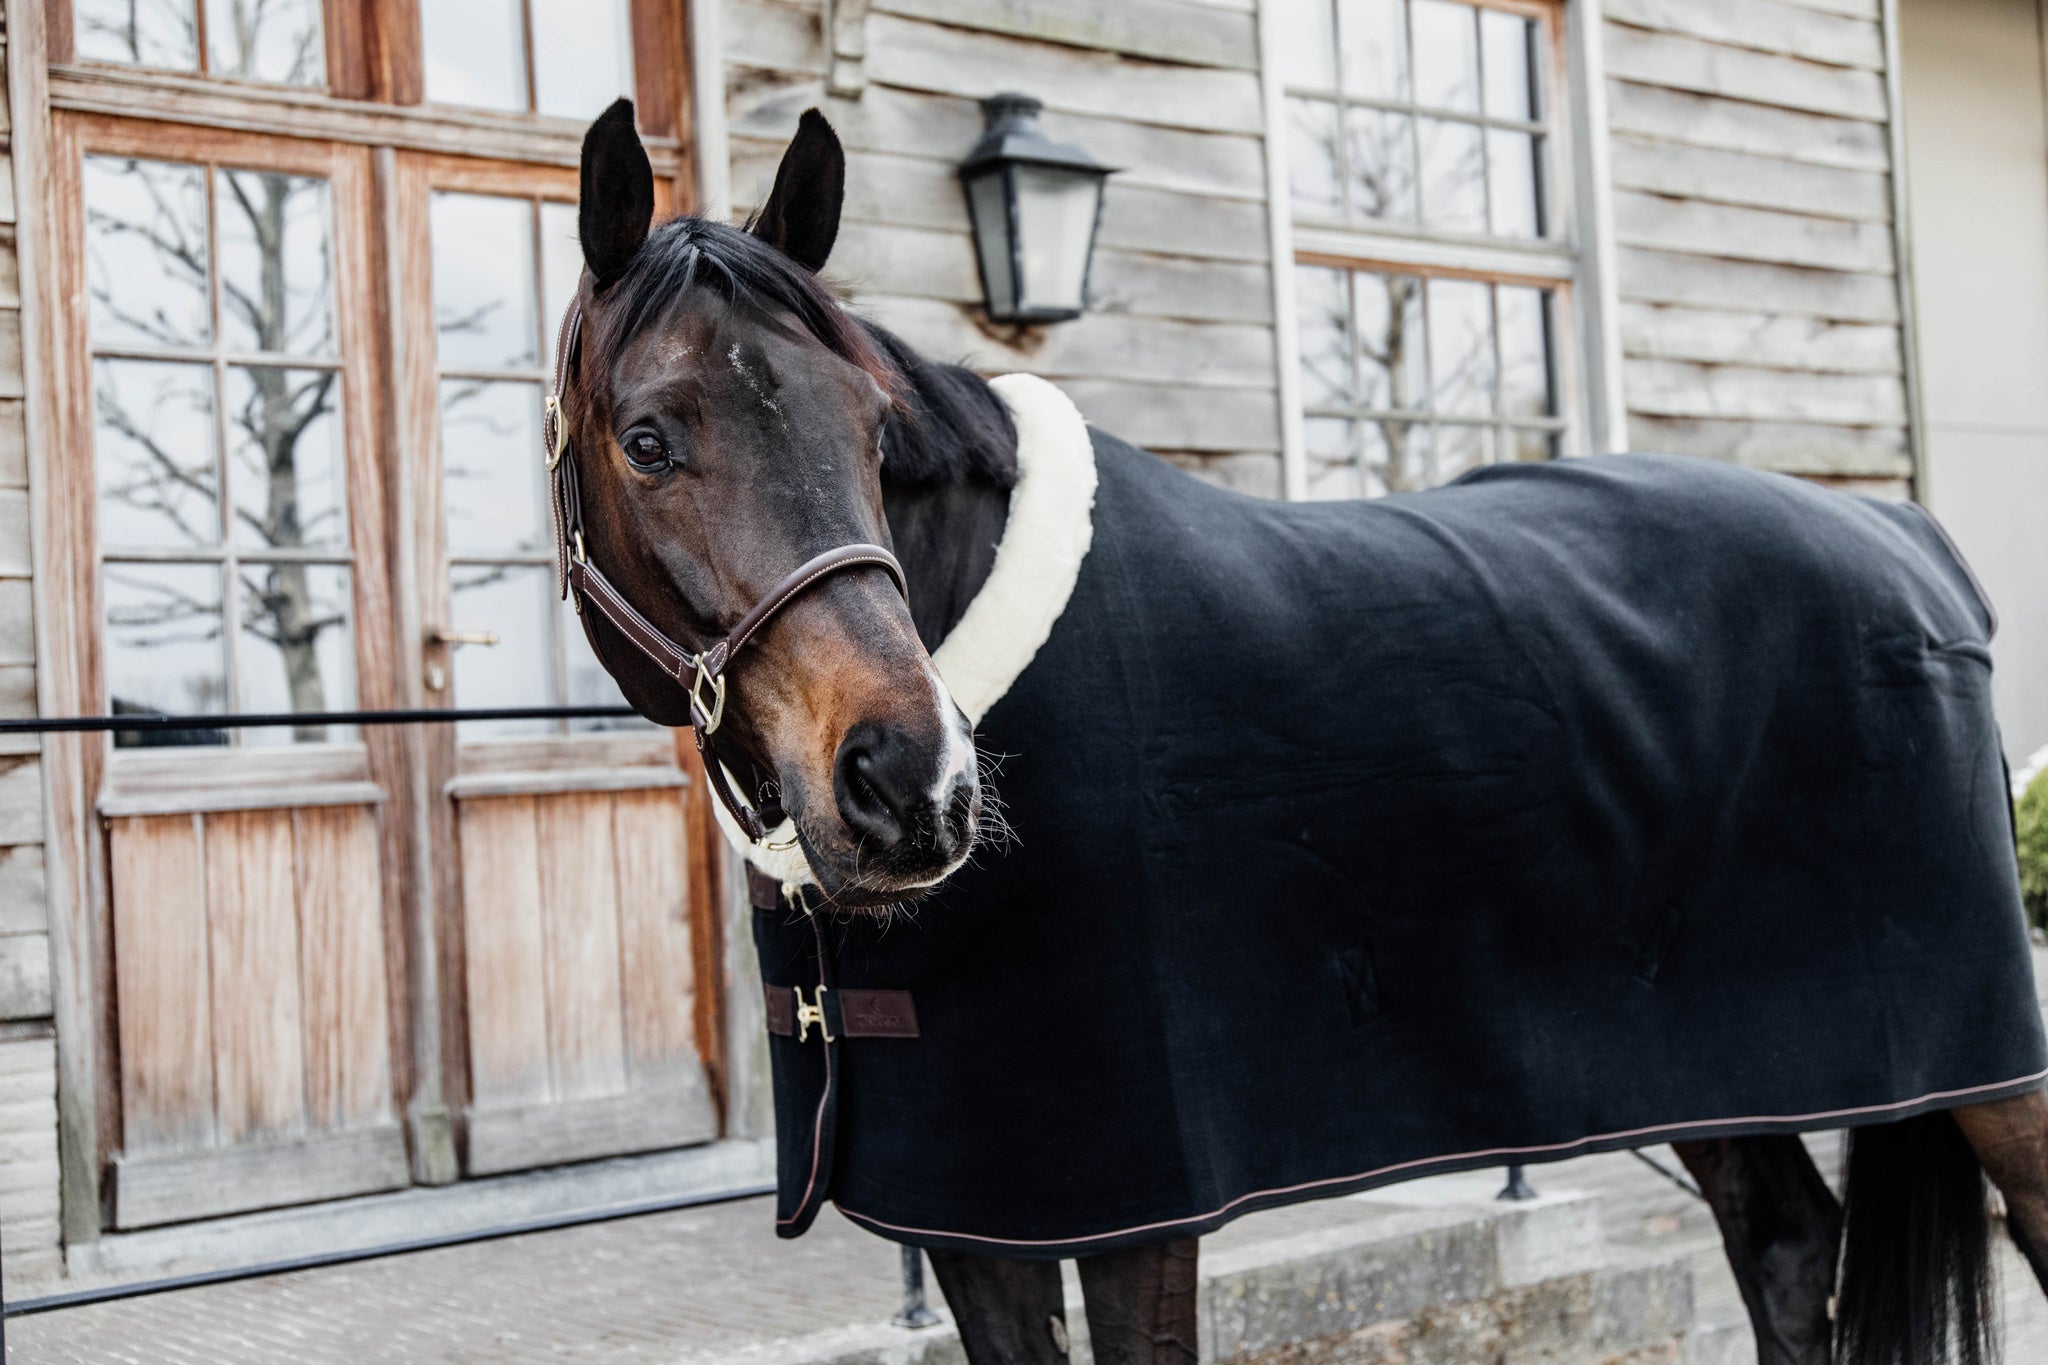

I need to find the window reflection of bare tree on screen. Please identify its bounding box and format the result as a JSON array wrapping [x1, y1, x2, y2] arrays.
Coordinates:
[[81, 0, 323, 82], [78, 1, 198, 67], [1301, 102, 1497, 494], [91, 153, 340, 739]]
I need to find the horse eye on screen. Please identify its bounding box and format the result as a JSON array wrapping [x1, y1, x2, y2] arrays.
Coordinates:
[[622, 429, 670, 471]]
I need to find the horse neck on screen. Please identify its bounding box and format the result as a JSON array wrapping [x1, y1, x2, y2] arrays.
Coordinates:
[[875, 339, 1019, 652]]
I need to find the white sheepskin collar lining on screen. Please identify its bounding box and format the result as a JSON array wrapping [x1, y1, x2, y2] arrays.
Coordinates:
[[716, 373, 1098, 884]]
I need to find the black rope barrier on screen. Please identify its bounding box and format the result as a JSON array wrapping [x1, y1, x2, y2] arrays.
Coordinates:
[[0, 705, 643, 735]]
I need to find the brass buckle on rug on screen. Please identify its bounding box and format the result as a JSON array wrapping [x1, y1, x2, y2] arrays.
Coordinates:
[[794, 985, 834, 1044]]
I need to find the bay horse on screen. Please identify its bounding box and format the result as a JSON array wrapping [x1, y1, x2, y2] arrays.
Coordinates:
[[551, 100, 2048, 1365]]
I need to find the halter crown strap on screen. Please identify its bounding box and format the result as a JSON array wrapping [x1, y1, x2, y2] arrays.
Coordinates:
[[545, 297, 908, 843]]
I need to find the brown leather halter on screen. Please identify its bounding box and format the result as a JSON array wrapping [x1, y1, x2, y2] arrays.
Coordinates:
[[544, 298, 908, 843]]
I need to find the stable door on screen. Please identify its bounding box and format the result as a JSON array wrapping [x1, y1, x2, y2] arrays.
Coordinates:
[[397, 155, 723, 1176]]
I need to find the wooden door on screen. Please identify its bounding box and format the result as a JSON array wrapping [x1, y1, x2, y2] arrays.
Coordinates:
[[396, 154, 721, 1175], [51, 116, 412, 1228]]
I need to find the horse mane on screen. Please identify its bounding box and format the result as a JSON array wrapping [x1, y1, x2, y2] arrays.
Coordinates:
[[586, 215, 1018, 493]]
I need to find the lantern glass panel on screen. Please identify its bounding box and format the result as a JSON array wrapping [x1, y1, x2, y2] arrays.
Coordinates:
[[964, 167, 1017, 320], [1013, 166, 1102, 317]]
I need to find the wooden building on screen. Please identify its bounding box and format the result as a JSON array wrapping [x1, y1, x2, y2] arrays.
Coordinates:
[[0, 0, 2040, 1291]]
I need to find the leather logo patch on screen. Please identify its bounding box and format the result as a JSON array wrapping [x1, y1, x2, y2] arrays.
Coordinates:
[[839, 989, 920, 1038]]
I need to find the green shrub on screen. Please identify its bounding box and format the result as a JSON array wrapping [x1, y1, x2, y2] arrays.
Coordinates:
[[2021, 767, 2048, 932]]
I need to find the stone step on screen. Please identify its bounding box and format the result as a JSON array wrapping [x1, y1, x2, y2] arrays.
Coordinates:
[[756, 1175, 1705, 1365]]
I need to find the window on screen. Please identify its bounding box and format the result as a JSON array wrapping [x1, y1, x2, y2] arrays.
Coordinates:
[[1273, 0, 1578, 498], [85, 151, 356, 745], [74, 0, 327, 85], [52, 0, 692, 748], [429, 189, 645, 735]]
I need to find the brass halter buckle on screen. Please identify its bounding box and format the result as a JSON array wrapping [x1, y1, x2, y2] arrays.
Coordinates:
[[794, 985, 834, 1043], [544, 393, 569, 471], [689, 657, 728, 736]]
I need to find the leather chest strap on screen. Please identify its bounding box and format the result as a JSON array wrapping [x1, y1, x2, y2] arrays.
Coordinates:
[[765, 985, 921, 1040]]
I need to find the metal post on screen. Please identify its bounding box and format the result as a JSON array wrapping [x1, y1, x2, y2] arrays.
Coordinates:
[[1497, 1163, 1537, 1201], [892, 1245, 941, 1329]]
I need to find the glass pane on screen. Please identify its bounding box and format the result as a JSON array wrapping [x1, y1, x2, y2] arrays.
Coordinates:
[[540, 201, 584, 377], [1411, 0, 1480, 113], [1433, 423, 1492, 486], [104, 562, 228, 739], [205, 0, 326, 86], [1427, 278, 1495, 416], [1286, 99, 1343, 221], [1015, 168, 1102, 314], [1488, 131, 1543, 239], [1419, 117, 1486, 233], [1505, 426, 1558, 463], [965, 171, 1017, 319], [1346, 108, 1415, 223], [432, 193, 540, 371], [532, 0, 634, 120], [450, 565, 557, 737], [421, 0, 527, 112], [1339, 0, 1408, 101], [227, 366, 346, 552], [94, 360, 219, 552], [84, 156, 211, 351], [1294, 266, 1353, 410], [240, 563, 356, 742], [1354, 272, 1425, 411], [1303, 417, 1361, 502], [1497, 286, 1554, 418], [561, 599, 655, 732], [1482, 10, 1538, 121], [1371, 419, 1430, 495], [217, 168, 335, 356], [440, 380, 547, 556], [76, 0, 199, 71], [1275, 0, 1337, 89]]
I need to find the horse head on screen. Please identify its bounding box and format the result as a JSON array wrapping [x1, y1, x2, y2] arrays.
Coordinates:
[[558, 100, 979, 908]]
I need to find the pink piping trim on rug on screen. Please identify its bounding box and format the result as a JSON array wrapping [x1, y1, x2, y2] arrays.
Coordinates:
[[836, 1066, 2048, 1249]]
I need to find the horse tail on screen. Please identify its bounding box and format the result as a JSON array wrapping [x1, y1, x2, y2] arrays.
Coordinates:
[[1835, 1109, 1997, 1365]]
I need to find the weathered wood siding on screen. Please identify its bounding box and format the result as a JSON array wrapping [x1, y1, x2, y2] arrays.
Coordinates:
[[1602, 0, 1913, 488], [724, 0, 1285, 495], [0, 0, 64, 1289]]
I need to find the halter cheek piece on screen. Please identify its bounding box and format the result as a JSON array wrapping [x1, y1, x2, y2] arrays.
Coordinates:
[[544, 299, 908, 844]]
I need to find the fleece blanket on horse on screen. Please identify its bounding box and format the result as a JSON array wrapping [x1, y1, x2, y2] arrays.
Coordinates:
[[749, 375, 2047, 1257]]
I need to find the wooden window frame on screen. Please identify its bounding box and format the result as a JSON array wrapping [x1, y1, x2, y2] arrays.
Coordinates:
[[1264, 0, 1615, 495], [45, 0, 697, 197]]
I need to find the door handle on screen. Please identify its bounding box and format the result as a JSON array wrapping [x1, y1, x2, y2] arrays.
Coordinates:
[[430, 628, 500, 648]]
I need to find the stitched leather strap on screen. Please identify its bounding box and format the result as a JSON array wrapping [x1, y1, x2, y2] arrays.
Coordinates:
[[545, 297, 909, 845], [765, 984, 921, 1039]]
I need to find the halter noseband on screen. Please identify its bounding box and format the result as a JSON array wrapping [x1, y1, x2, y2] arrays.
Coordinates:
[[544, 298, 908, 843]]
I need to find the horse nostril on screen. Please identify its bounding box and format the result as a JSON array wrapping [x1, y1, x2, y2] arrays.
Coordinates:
[[834, 723, 919, 851]]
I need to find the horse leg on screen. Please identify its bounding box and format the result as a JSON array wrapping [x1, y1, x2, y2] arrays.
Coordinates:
[[926, 1248, 1071, 1364], [1075, 1236, 1201, 1365], [1672, 1135, 1841, 1365], [1951, 1088, 2048, 1293]]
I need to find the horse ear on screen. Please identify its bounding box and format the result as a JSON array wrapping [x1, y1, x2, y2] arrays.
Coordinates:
[[580, 99, 654, 287], [749, 109, 845, 272]]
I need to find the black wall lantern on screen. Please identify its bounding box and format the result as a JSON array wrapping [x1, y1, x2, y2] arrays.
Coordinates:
[[959, 93, 1114, 325]]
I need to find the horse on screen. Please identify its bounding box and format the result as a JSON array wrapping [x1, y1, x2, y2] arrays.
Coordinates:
[[547, 98, 2048, 1365]]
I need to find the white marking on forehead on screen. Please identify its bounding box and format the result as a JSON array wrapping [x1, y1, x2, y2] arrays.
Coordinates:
[[727, 342, 785, 421]]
